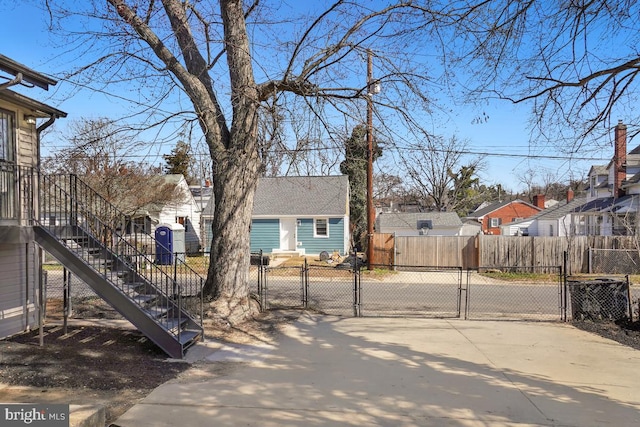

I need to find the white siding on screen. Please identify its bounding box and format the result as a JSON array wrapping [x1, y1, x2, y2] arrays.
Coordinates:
[[0, 242, 39, 339]]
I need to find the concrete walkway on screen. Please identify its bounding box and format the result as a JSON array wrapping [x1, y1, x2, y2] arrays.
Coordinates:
[[114, 315, 640, 426]]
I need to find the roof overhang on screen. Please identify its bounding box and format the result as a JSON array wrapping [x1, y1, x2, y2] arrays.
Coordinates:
[[0, 88, 67, 119], [0, 54, 58, 90]]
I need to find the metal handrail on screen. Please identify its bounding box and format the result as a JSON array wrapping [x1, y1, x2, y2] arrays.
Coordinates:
[[36, 172, 204, 333]]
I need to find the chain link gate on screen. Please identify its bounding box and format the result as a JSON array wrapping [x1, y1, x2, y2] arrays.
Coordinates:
[[253, 251, 634, 323]]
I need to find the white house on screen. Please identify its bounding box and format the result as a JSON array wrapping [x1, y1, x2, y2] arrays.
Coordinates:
[[128, 174, 202, 253], [500, 191, 589, 237], [576, 121, 640, 236]]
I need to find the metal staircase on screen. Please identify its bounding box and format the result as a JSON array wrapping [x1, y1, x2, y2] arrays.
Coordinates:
[[33, 174, 204, 359]]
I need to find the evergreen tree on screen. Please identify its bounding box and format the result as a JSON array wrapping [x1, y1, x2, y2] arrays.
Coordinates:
[[340, 125, 382, 251], [163, 141, 195, 183]]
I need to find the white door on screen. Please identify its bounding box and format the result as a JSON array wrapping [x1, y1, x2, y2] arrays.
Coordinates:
[[280, 218, 297, 251]]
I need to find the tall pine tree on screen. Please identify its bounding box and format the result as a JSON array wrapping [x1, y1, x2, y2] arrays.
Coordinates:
[[163, 141, 195, 184]]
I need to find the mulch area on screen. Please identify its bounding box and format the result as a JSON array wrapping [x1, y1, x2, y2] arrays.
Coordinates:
[[0, 302, 300, 425], [572, 318, 640, 351]]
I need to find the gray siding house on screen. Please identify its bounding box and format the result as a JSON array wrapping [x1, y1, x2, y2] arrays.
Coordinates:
[[376, 212, 465, 236], [202, 175, 350, 255]]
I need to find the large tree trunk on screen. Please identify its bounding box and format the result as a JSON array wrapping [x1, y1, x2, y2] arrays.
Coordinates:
[[201, 0, 261, 322], [205, 147, 260, 320]]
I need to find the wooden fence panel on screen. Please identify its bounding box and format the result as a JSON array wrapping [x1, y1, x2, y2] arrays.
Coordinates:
[[395, 235, 476, 268], [376, 234, 640, 272], [371, 233, 394, 267]]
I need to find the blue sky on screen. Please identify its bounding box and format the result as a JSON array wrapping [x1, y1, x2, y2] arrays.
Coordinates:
[[0, 1, 615, 193]]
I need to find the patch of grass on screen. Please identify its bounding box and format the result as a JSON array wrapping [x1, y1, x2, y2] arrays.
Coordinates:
[[479, 271, 559, 283]]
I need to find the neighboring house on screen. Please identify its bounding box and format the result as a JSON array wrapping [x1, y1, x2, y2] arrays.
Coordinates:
[[500, 191, 589, 237], [574, 121, 640, 236], [376, 212, 464, 236], [460, 219, 483, 236], [465, 198, 543, 235], [189, 180, 213, 212], [202, 175, 350, 256], [0, 55, 67, 339], [127, 174, 202, 253]]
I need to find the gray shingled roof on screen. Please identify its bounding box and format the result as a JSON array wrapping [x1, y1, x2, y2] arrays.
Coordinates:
[[589, 165, 608, 175], [376, 212, 462, 229], [203, 175, 349, 217], [529, 197, 588, 221], [468, 199, 537, 218]]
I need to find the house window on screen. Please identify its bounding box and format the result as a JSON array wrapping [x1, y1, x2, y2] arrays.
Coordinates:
[[613, 214, 635, 236], [314, 218, 328, 237], [489, 218, 501, 228], [176, 216, 189, 232], [126, 216, 151, 234], [0, 109, 15, 162], [549, 224, 553, 236], [134, 216, 150, 233]]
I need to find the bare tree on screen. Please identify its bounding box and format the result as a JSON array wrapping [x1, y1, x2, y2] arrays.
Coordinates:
[[400, 134, 484, 212], [440, 1, 640, 149], [374, 172, 404, 206], [42, 117, 179, 229], [45, 1, 457, 319]]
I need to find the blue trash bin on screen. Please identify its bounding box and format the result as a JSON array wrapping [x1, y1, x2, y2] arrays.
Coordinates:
[[155, 225, 173, 265]]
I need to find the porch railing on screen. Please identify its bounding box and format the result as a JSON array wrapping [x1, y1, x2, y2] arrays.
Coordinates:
[[0, 162, 34, 222]]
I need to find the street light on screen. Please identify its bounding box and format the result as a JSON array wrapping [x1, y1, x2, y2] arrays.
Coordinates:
[[366, 50, 378, 270]]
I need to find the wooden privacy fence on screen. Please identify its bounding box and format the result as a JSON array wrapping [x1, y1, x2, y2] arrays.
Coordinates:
[[378, 234, 640, 273], [393, 235, 478, 269]]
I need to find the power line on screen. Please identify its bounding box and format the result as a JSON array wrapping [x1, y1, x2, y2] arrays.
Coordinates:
[[42, 142, 609, 162]]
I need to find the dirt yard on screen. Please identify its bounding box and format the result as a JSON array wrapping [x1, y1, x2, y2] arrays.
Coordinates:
[[0, 300, 301, 425]]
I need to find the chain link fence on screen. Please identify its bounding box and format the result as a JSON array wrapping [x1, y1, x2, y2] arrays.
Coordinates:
[[43, 252, 210, 319], [589, 248, 640, 274], [253, 260, 638, 323], [306, 266, 356, 316], [43, 265, 118, 319], [43, 250, 639, 324], [466, 267, 562, 321], [360, 265, 463, 318]]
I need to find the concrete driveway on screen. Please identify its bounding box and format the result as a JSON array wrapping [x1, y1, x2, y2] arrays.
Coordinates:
[[114, 315, 640, 426]]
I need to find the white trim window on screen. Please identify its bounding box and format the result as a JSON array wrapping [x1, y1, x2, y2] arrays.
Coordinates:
[[314, 218, 329, 238], [489, 217, 501, 228]]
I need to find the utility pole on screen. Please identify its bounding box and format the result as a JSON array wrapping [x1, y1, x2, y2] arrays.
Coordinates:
[[366, 50, 375, 270]]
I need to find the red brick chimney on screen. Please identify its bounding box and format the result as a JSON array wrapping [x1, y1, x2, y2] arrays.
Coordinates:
[[614, 120, 627, 198], [566, 188, 574, 203], [533, 194, 545, 209]]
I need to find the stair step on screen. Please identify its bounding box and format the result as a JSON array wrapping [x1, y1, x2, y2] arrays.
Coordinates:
[[177, 329, 202, 345], [132, 294, 157, 305], [143, 305, 169, 319], [122, 283, 156, 296], [164, 318, 189, 332]]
